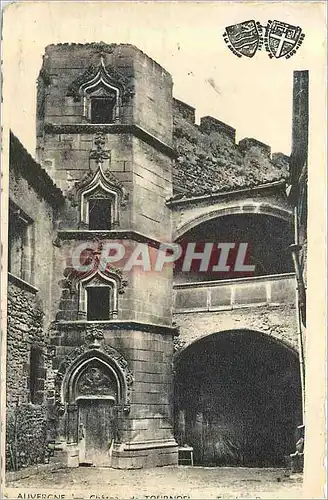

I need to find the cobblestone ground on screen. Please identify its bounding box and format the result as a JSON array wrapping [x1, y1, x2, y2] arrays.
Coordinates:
[[6, 466, 303, 499]]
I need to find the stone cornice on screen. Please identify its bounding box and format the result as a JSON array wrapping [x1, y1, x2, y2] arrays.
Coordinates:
[[55, 320, 179, 336], [8, 272, 39, 294], [173, 272, 295, 290], [44, 123, 176, 159], [56, 229, 163, 249]]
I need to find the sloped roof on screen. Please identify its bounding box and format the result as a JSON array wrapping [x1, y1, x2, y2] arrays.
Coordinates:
[[172, 99, 289, 201], [10, 131, 65, 207]]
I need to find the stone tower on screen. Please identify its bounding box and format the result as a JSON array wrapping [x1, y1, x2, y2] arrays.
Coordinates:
[[36, 43, 178, 468]]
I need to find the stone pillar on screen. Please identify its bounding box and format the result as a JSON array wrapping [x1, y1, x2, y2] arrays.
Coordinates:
[[67, 404, 78, 444]]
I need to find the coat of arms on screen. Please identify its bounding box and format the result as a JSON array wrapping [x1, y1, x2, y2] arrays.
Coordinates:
[[223, 20, 305, 59], [223, 20, 263, 58], [265, 20, 305, 59]]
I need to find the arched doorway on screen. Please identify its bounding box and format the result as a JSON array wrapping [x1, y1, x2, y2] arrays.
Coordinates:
[[60, 349, 129, 467], [73, 358, 119, 466], [174, 330, 302, 467]]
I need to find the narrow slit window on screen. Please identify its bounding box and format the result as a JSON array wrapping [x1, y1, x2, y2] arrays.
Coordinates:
[[29, 346, 42, 404], [90, 97, 115, 124], [86, 286, 111, 321], [88, 199, 112, 230]]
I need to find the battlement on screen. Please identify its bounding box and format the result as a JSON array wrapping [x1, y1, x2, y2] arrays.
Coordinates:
[[200, 116, 236, 141], [172, 100, 289, 198], [239, 138, 271, 157], [173, 98, 195, 125]]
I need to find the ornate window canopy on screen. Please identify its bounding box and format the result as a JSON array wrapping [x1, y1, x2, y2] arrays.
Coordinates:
[[78, 269, 119, 321], [76, 163, 128, 228], [79, 58, 121, 96], [67, 57, 134, 123]]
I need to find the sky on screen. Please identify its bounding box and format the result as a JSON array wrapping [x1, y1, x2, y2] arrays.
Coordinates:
[[2, 1, 326, 157]]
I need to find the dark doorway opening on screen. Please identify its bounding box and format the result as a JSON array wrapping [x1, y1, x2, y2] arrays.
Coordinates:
[[174, 331, 302, 467], [88, 199, 112, 230], [86, 286, 111, 321]]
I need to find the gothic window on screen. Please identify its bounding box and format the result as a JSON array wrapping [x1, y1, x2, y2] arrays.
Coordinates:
[[29, 346, 43, 404], [70, 58, 122, 123], [8, 200, 33, 282], [67, 57, 134, 125], [86, 286, 112, 321], [88, 197, 112, 230], [79, 273, 118, 321], [78, 166, 125, 230], [90, 96, 115, 124]]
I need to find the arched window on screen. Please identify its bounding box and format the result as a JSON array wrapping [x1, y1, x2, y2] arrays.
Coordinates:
[[79, 59, 121, 124], [78, 272, 118, 321], [67, 57, 134, 125], [78, 166, 125, 230]]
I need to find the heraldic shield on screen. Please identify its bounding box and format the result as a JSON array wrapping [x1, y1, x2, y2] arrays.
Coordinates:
[[223, 20, 263, 58], [265, 20, 305, 59]]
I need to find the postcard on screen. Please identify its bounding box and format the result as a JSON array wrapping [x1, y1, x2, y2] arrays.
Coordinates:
[[1, 2, 326, 499]]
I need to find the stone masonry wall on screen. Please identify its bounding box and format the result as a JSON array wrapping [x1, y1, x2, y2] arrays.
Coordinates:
[[6, 281, 49, 470], [9, 168, 61, 329], [7, 135, 63, 471], [6, 405, 48, 471], [173, 304, 298, 353]]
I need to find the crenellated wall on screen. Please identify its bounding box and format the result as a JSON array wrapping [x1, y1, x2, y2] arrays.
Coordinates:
[[172, 98, 290, 199]]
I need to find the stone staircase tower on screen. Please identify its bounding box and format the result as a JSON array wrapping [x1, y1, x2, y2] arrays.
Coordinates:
[[36, 43, 178, 468]]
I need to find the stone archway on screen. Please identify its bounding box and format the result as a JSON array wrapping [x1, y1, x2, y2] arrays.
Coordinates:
[[174, 200, 292, 241], [54, 344, 133, 467], [174, 329, 302, 467], [72, 358, 119, 466]]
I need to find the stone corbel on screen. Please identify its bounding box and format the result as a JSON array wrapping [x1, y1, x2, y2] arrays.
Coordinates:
[[85, 325, 104, 348]]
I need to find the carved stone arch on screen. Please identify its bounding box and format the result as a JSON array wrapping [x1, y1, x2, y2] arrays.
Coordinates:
[[175, 202, 292, 241], [55, 345, 133, 413], [64, 353, 122, 404], [173, 327, 299, 366]]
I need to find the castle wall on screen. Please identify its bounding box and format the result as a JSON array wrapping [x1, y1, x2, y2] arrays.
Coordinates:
[[172, 98, 290, 198]]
